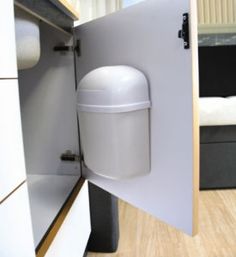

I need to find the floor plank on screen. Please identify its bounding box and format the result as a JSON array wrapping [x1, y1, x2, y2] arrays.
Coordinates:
[[88, 190, 236, 257]]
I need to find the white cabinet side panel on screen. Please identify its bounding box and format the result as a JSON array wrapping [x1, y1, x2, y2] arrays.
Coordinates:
[[0, 79, 26, 201], [0, 183, 35, 257], [45, 181, 91, 257], [0, 0, 17, 78]]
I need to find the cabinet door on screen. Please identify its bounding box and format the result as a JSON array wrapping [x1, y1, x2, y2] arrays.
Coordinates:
[[0, 79, 26, 201], [0, 183, 35, 257], [75, 0, 199, 235], [0, 0, 17, 78]]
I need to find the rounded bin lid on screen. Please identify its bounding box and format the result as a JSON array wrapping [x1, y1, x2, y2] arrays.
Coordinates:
[[77, 66, 151, 113]]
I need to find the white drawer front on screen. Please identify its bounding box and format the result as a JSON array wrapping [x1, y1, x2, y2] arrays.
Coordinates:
[[45, 181, 91, 257], [0, 183, 35, 257], [0, 0, 17, 78], [0, 79, 26, 201]]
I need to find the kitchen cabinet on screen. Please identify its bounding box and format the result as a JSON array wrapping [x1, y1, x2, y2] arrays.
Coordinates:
[[0, 0, 199, 256]]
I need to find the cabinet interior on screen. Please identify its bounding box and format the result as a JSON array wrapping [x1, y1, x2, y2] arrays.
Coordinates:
[[16, 18, 81, 248]]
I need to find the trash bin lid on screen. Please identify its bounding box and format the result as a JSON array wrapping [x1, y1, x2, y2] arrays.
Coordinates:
[[77, 66, 151, 113]]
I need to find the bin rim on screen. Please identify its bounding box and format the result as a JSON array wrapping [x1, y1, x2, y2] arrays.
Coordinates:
[[77, 101, 151, 113]]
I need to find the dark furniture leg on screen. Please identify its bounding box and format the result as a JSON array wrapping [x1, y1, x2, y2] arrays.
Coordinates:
[[87, 182, 119, 253]]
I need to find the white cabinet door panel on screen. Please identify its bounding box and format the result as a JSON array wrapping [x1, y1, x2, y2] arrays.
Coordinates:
[[0, 79, 26, 201], [0, 183, 35, 257], [0, 0, 17, 78], [75, 0, 199, 235], [45, 181, 91, 257]]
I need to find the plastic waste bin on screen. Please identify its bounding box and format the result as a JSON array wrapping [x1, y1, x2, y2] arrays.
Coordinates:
[[77, 65, 151, 180]]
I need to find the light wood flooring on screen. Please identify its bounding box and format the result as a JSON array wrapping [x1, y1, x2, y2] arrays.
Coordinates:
[[88, 190, 236, 257]]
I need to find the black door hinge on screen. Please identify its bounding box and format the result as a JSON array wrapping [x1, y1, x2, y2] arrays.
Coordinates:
[[178, 13, 190, 49], [54, 40, 81, 56], [60, 150, 81, 162]]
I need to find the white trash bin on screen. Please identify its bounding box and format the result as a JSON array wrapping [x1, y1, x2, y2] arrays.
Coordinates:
[[77, 66, 151, 180]]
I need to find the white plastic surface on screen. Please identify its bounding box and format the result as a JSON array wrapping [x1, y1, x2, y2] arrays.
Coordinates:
[[0, 79, 26, 202], [0, 0, 17, 78], [79, 109, 150, 179], [77, 66, 150, 113], [75, 0, 199, 235], [200, 96, 236, 126], [15, 8, 40, 70], [45, 181, 91, 257], [0, 184, 35, 257]]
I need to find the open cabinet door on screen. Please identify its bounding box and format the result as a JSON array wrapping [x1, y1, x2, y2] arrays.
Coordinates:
[[74, 0, 199, 235]]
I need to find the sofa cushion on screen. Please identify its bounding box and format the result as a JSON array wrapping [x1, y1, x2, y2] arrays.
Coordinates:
[[200, 96, 236, 126]]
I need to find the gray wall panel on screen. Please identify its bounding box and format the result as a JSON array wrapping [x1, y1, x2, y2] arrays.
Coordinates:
[[18, 22, 80, 176]]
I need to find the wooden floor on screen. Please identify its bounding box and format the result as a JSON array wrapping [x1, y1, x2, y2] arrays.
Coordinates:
[[88, 190, 236, 257]]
